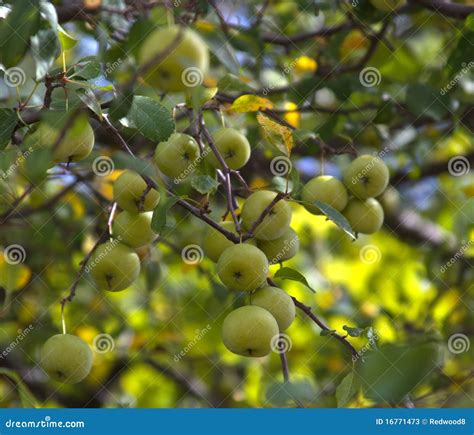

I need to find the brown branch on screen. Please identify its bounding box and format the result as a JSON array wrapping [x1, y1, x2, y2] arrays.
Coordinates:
[[291, 296, 358, 358], [410, 0, 474, 18]]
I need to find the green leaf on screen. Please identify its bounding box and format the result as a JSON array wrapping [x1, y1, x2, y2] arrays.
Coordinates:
[[266, 380, 315, 406], [72, 58, 102, 80], [0, 109, 18, 150], [0, 0, 41, 68], [76, 88, 103, 119], [355, 342, 441, 404], [0, 368, 38, 408], [30, 28, 61, 80], [127, 96, 175, 142], [314, 200, 356, 240], [151, 196, 179, 234], [217, 74, 255, 93], [274, 267, 315, 293], [112, 152, 157, 180], [447, 14, 474, 75], [108, 86, 134, 122], [23, 148, 52, 184], [343, 325, 365, 338], [201, 29, 240, 74], [191, 175, 219, 194], [144, 260, 161, 291], [57, 24, 77, 50], [39, 1, 58, 30], [405, 84, 449, 121], [336, 371, 359, 408], [320, 329, 336, 336]]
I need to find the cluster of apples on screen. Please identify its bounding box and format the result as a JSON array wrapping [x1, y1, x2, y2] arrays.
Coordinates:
[[301, 155, 390, 235], [202, 190, 298, 357]]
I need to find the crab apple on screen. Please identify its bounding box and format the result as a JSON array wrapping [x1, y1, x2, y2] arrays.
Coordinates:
[[206, 128, 251, 170], [41, 334, 93, 384], [113, 170, 160, 213], [301, 175, 348, 214], [89, 241, 140, 292], [370, 0, 406, 12], [343, 198, 384, 234], [138, 25, 209, 92], [343, 154, 389, 199], [257, 227, 299, 264], [31, 117, 95, 163], [221, 305, 279, 357], [377, 185, 400, 216], [241, 190, 292, 241], [203, 221, 256, 263], [154, 133, 200, 180], [250, 286, 296, 331], [217, 244, 269, 292], [112, 211, 156, 248]]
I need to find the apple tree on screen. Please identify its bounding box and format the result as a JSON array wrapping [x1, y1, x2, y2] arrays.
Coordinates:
[[0, 0, 473, 408]]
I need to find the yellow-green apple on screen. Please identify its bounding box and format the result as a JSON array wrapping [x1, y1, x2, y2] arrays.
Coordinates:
[[343, 154, 389, 199], [343, 198, 384, 234], [206, 128, 251, 170], [112, 211, 156, 248], [241, 190, 292, 241], [301, 175, 348, 214], [250, 286, 295, 331], [113, 170, 160, 213], [217, 244, 268, 292], [222, 305, 279, 357], [257, 227, 299, 264]]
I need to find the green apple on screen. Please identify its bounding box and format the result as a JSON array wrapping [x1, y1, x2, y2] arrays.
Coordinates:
[[217, 244, 269, 292], [89, 241, 141, 291], [206, 128, 251, 170], [250, 286, 295, 331], [203, 221, 256, 263], [154, 133, 200, 180], [138, 25, 209, 92], [41, 334, 93, 384], [112, 211, 156, 248], [343, 198, 384, 234], [370, 0, 406, 12], [377, 185, 400, 216], [241, 190, 292, 241], [113, 170, 160, 213], [30, 117, 95, 163], [343, 155, 389, 199], [301, 175, 348, 214], [257, 227, 299, 264], [222, 305, 279, 357]]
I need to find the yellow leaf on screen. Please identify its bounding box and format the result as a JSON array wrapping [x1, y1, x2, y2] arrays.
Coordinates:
[[283, 101, 301, 128], [194, 20, 216, 33], [231, 95, 273, 113], [62, 192, 86, 219], [256, 113, 293, 156], [461, 183, 474, 198], [0, 257, 32, 292], [294, 56, 318, 74]]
